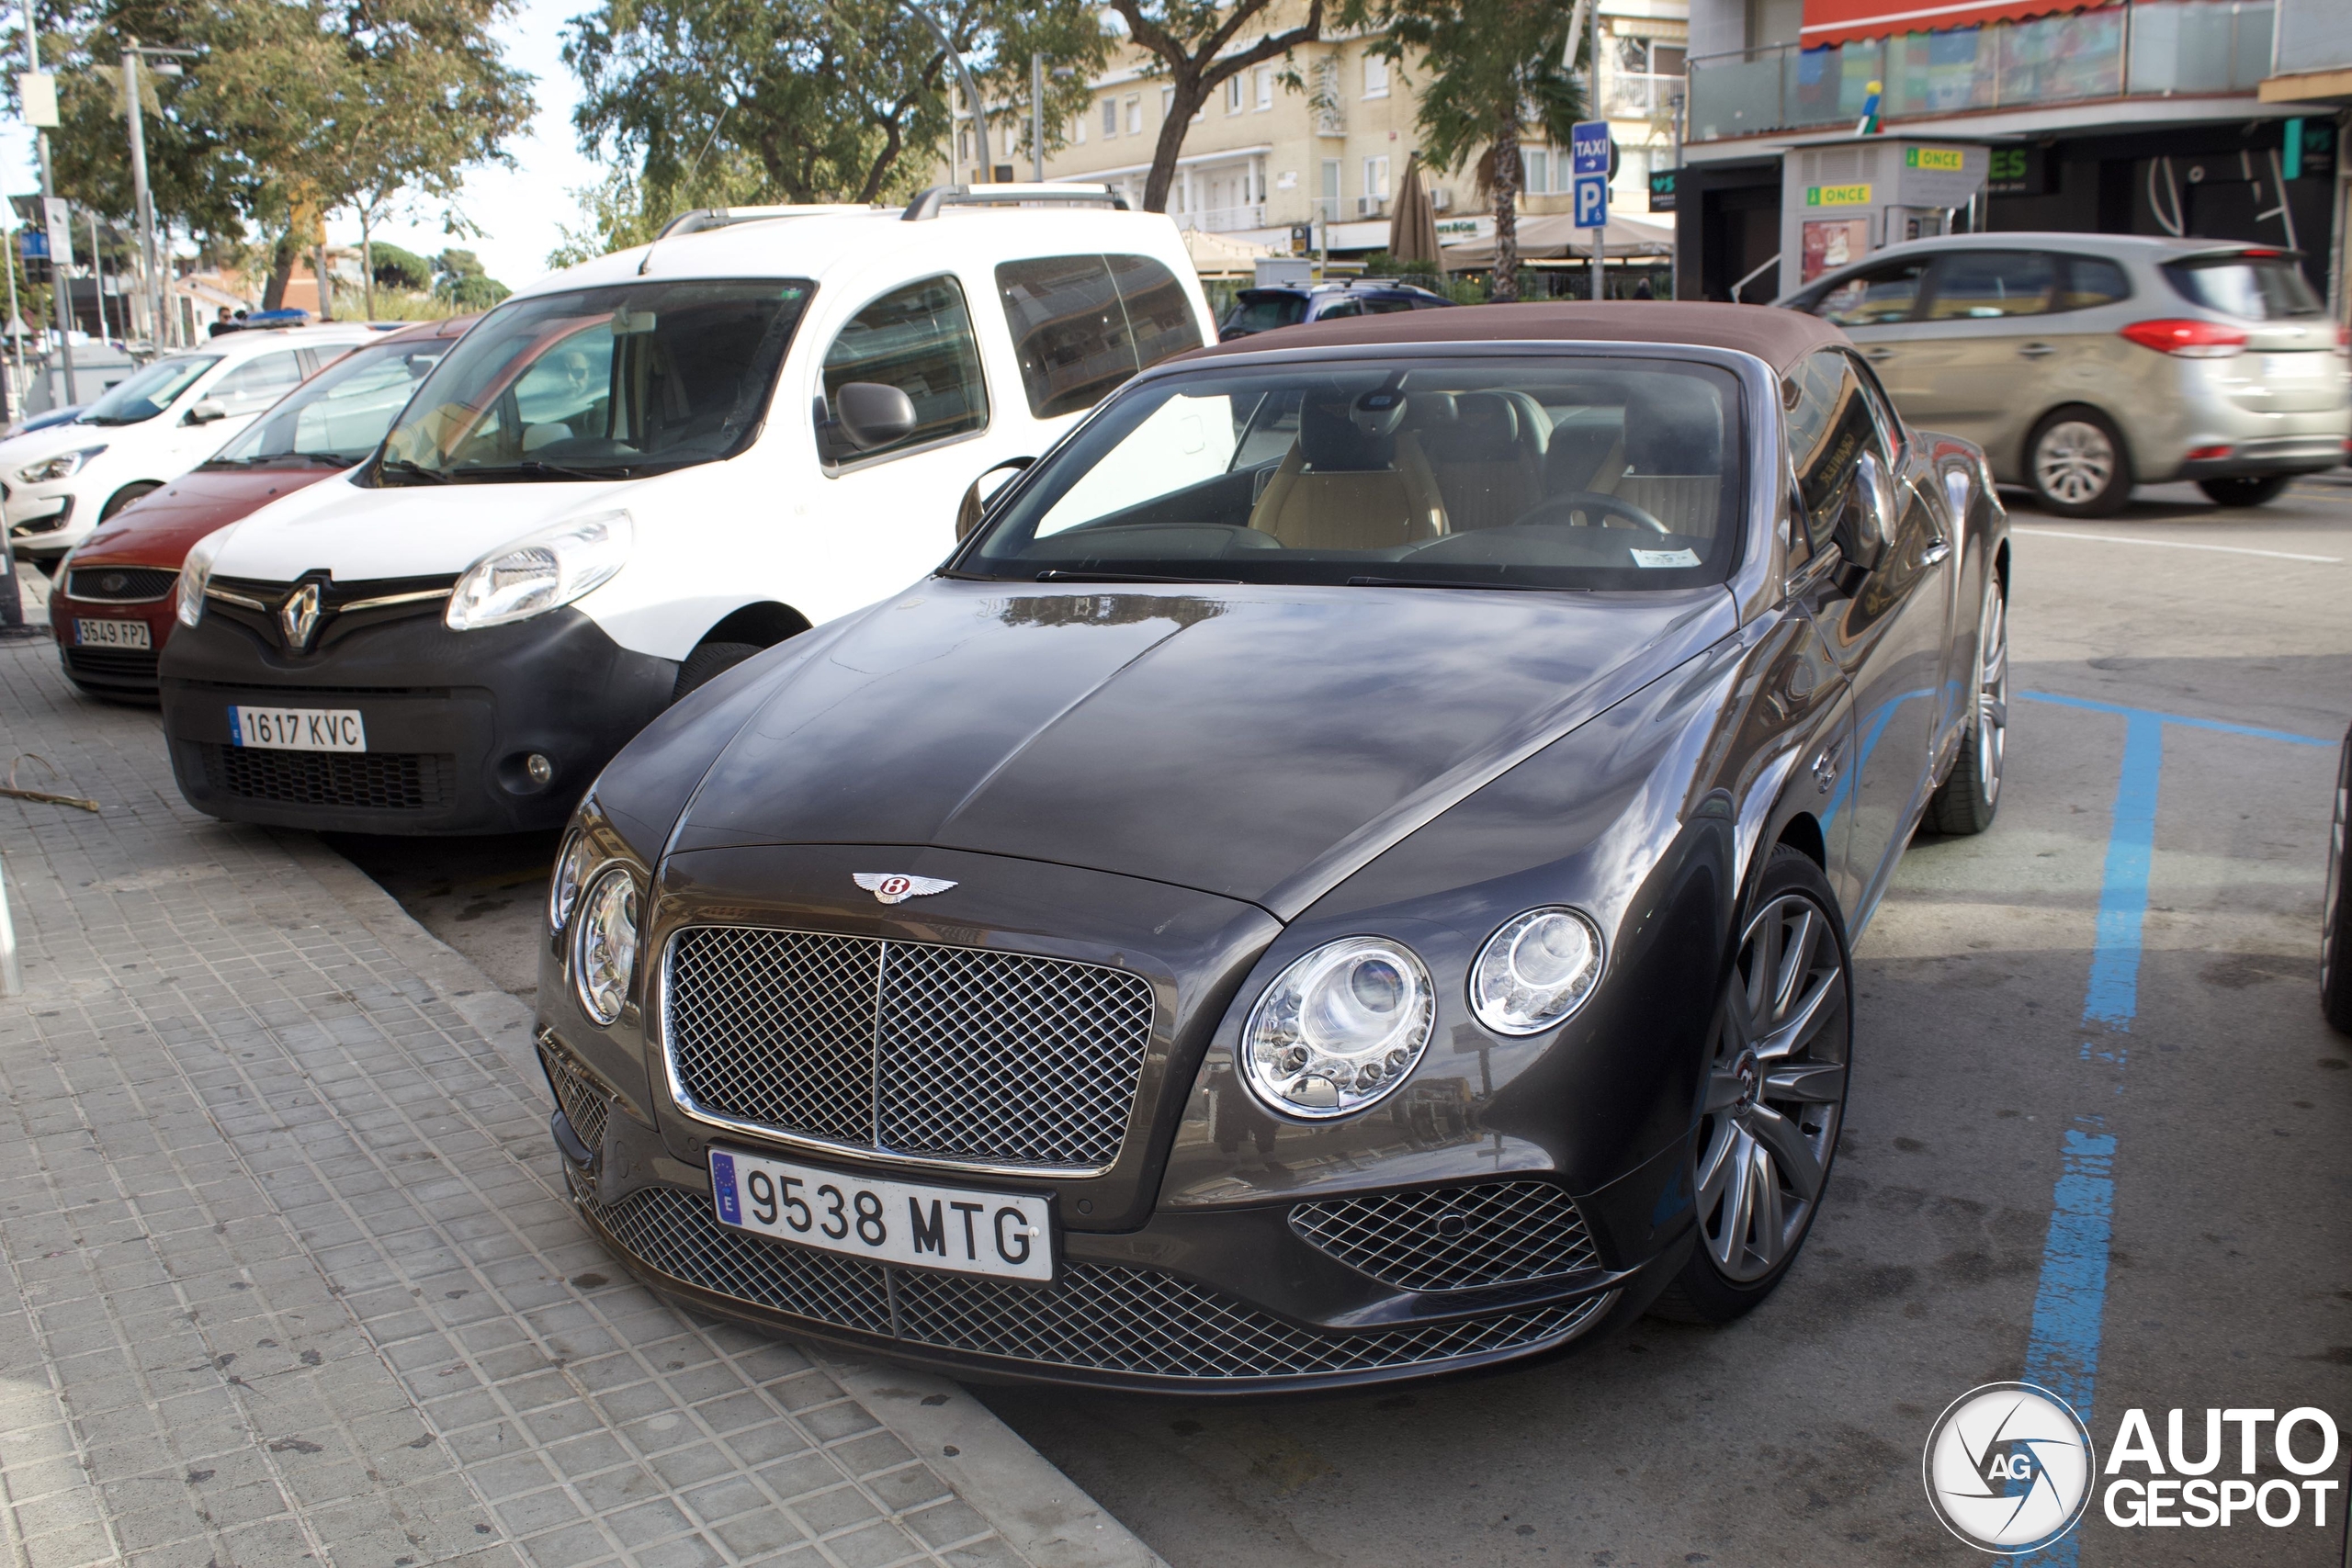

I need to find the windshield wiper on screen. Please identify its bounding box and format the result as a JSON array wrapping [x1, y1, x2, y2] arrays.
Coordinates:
[[1345, 575, 1574, 592], [377, 457, 451, 485], [447, 459, 636, 482], [1036, 570, 1243, 585]]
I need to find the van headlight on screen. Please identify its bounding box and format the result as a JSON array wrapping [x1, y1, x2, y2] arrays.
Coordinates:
[[447, 510, 630, 631], [18, 445, 106, 483], [1469, 908, 1604, 1035], [572, 864, 641, 1025], [176, 525, 236, 627], [1239, 937, 1435, 1118]]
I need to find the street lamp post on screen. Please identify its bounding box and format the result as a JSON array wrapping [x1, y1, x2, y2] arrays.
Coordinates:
[[20, 0, 74, 403], [122, 42, 194, 349], [892, 0, 987, 179]]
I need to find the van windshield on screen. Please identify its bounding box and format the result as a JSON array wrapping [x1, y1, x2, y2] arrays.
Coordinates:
[[208, 337, 450, 470], [80, 355, 219, 425], [370, 278, 812, 484]]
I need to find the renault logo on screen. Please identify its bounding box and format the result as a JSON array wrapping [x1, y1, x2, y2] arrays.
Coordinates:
[[279, 581, 322, 650]]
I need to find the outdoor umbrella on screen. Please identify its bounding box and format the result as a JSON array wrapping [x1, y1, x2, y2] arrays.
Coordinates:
[[1440, 210, 1674, 267], [1388, 153, 1445, 271]]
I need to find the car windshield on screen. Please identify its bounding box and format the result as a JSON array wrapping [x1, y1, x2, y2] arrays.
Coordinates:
[[370, 278, 812, 483], [2164, 254, 2324, 320], [208, 338, 452, 469], [79, 355, 220, 425], [958, 356, 1745, 591], [1220, 291, 1309, 334]]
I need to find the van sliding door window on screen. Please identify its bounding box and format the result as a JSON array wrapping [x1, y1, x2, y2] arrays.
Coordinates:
[[815, 275, 989, 469], [995, 254, 1205, 420]]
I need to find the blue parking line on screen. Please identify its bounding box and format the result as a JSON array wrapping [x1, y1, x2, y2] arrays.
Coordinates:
[[2020, 690, 2335, 749], [2081, 713, 2165, 1031]]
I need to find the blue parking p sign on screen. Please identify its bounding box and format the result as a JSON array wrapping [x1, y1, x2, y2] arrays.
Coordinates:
[[1574, 174, 1608, 229]]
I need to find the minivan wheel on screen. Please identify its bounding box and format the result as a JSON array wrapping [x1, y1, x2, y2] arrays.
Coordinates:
[[672, 640, 762, 703], [1651, 846, 1852, 1324], [2197, 475, 2290, 508], [2026, 409, 2130, 517]]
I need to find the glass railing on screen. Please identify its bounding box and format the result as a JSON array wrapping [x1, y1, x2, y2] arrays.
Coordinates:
[[1688, 0, 2273, 143]]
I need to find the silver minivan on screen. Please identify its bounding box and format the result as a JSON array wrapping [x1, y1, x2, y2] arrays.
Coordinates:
[[1778, 233, 2349, 515]]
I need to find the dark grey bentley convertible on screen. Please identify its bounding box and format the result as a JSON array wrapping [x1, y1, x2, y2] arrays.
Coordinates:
[[537, 301, 2009, 1392]]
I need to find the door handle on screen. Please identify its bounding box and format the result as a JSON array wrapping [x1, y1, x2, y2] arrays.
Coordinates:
[[1862, 347, 1896, 362], [1921, 537, 1951, 567], [2018, 343, 2057, 359]]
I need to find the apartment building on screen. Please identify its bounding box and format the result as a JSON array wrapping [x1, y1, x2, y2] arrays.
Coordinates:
[[945, 0, 1688, 256]]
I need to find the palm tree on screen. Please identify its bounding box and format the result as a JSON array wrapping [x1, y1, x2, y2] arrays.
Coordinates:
[[1375, 0, 1586, 302]]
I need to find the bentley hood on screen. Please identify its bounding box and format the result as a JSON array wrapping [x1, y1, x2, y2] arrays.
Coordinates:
[[665, 579, 1738, 918]]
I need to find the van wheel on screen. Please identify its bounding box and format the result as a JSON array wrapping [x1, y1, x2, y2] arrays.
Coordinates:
[[2025, 408, 2130, 517], [672, 640, 762, 703], [99, 481, 161, 521], [2197, 476, 2290, 508]]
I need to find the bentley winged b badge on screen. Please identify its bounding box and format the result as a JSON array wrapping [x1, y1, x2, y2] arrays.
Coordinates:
[[854, 873, 957, 905]]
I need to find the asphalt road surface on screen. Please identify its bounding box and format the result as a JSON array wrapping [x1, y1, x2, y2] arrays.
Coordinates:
[[337, 476, 2352, 1568]]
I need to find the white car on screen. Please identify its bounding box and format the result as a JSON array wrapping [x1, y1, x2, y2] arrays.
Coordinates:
[[3, 325, 381, 563], [160, 186, 1214, 834]]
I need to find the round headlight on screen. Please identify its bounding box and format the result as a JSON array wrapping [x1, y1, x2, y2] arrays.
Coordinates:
[[1239, 937, 1434, 1119], [1470, 908, 1604, 1035], [548, 829, 590, 931], [572, 866, 640, 1025]]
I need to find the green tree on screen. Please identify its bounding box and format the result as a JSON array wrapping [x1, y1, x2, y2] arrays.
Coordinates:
[[564, 0, 1108, 213], [1373, 0, 1584, 302], [368, 241, 434, 291]]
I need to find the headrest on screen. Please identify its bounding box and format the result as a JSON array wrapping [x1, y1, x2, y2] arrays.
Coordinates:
[[1300, 391, 1396, 471], [1425, 392, 1521, 463], [1623, 388, 1723, 475]]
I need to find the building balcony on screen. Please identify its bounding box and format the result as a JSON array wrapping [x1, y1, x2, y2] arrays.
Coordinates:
[[1175, 203, 1269, 233], [1688, 0, 2276, 145], [1604, 72, 1687, 117]]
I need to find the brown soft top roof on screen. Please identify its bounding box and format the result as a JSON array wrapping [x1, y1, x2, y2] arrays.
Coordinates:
[[1186, 300, 1848, 376]]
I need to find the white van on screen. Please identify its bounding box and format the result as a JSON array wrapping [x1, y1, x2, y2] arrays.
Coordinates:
[[5, 324, 380, 562], [159, 187, 1214, 833]]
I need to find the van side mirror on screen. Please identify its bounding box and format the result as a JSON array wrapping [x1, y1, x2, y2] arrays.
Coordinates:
[[1834, 450, 1894, 572], [184, 399, 228, 425], [833, 382, 918, 452], [957, 456, 1035, 540]]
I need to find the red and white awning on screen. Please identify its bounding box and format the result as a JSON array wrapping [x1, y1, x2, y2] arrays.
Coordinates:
[[1799, 0, 2106, 48]]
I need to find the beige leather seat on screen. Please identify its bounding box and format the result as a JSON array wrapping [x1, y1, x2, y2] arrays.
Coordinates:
[[1248, 392, 1447, 548], [1419, 391, 1546, 532]]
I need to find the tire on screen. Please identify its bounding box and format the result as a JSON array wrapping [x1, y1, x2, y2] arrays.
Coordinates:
[[1924, 571, 2007, 836], [98, 481, 162, 522], [2324, 728, 2352, 1035], [1650, 845, 1853, 1324], [671, 640, 762, 704], [2025, 408, 2131, 517], [2197, 475, 2290, 509]]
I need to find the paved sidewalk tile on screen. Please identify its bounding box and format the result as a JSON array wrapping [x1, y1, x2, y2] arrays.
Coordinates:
[[0, 646, 1062, 1568]]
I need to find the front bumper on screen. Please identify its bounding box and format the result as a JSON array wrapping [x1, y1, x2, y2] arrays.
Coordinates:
[[6, 489, 78, 556], [159, 602, 677, 834], [49, 565, 178, 698]]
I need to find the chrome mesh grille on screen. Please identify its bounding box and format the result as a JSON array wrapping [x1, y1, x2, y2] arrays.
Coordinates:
[[539, 1041, 612, 1154], [664, 926, 1155, 1171], [581, 1183, 1610, 1382], [1289, 1180, 1600, 1292]]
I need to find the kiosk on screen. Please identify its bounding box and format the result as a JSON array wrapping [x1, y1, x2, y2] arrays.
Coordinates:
[[1776, 137, 1990, 299]]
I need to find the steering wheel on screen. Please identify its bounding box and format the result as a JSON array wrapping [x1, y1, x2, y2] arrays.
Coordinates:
[[1511, 491, 1671, 535]]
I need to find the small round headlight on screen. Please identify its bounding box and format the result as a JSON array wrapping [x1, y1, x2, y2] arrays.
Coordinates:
[[1239, 937, 1434, 1119], [572, 865, 640, 1025], [1470, 908, 1603, 1035], [548, 829, 589, 931]]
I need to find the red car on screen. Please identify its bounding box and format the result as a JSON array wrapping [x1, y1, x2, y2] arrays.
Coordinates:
[[50, 316, 475, 699]]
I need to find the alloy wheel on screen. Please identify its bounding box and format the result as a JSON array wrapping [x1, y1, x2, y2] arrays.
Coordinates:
[[1694, 891, 1849, 1283], [2032, 420, 2116, 508], [1976, 586, 2008, 806]]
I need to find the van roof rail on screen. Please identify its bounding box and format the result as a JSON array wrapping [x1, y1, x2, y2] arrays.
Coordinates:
[[900, 184, 1129, 222], [654, 204, 877, 241]]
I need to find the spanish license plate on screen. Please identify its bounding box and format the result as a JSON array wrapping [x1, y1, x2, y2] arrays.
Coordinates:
[[709, 1147, 1055, 1282], [229, 705, 366, 751], [74, 617, 150, 649]]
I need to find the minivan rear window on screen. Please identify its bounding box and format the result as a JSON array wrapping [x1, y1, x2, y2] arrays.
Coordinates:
[[2164, 254, 2323, 321]]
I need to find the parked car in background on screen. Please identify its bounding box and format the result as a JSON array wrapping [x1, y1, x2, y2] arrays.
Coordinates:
[[1779, 233, 2350, 515], [1218, 278, 1455, 340], [537, 301, 2010, 1391], [160, 186, 1215, 835], [47, 319, 471, 700], [3, 403, 85, 440], [1, 323, 381, 565]]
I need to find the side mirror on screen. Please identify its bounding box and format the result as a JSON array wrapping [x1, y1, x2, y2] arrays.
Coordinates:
[[833, 381, 918, 453], [957, 457, 1035, 540], [184, 399, 228, 425], [1834, 449, 1894, 572]]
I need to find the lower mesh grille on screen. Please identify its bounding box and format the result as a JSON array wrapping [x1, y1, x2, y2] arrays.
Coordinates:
[[201, 744, 453, 810], [582, 1184, 1611, 1381], [1290, 1180, 1601, 1292], [63, 645, 160, 686], [539, 1042, 612, 1154]]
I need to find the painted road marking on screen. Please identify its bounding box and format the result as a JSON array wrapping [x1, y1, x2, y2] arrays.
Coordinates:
[[2012, 526, 2340, 564], [2021, 691, 2336, 750]]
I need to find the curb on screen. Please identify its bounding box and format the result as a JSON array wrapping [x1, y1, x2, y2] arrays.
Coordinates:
[[285, 824, 1168, 1568]]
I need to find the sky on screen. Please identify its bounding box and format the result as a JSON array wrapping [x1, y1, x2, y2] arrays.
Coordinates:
[[2, 0, 607, 297]]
